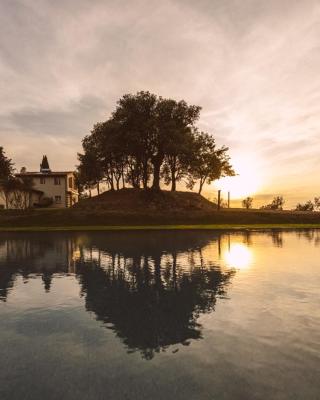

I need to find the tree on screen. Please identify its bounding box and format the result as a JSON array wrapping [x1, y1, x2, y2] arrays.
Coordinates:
[[112, 91, 158, 189], [111, 91, 201, 190], [40, 155, 50, 171], [19, 175, 35, 209], [187, 132, 235, 194], [314, 197, 320, 211], [0, 146, 14, 181], [162, 123, 194, 191], [77, 131, 104, 194], [242, 197, 253, 209], [1, 177, 21, 209], [0, 147, 15, 208], [295, 200, 314, 211], [151, 97, 200, 190], [261, 196, 285, 210], [78, 91, 234, 196]]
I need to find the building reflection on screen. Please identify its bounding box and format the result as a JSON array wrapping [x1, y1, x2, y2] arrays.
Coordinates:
[[0, 233, 78, 300]]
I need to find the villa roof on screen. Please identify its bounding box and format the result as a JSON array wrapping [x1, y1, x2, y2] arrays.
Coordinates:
[[15, 171, 75, 177]]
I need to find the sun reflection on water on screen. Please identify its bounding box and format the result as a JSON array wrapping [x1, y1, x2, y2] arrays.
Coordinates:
[[223, 243, 253, 270]]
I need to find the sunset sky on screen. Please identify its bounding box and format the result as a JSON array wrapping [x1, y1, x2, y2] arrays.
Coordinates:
[[1, 0, 319, 206]]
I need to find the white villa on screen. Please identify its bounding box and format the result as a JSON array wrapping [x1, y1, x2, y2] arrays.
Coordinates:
[[0, 156, 79, 209]]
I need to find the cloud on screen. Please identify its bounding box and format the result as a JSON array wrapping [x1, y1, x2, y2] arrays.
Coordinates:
[[0, 0, 319, 199]]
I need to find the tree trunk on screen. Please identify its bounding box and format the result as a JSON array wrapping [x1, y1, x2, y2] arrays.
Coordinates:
[[170, 156, 177, 191], [122, 169, 125, 188], [109, 173, 115, 191], [97, 181, 100, 195], [198, 179, 204, 194], [143, 175, 148, 189], [142, 161, 148, 190], [171, 171, 176, 191], [152, 158, 162, 190]]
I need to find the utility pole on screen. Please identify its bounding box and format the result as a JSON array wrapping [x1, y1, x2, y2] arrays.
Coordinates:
[[228, 191, 230, 208], [217, 190, 221, 210]]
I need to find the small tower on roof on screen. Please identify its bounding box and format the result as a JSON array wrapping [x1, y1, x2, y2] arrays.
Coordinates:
[[40, 155, 51, 173]]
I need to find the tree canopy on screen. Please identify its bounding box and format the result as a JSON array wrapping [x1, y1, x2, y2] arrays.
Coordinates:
[[0, 146, 14, 182], [77, 91, 235, 194]]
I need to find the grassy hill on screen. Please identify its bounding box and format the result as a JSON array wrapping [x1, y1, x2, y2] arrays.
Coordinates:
[[1, 189, 320, 230], [74, 188, 217, 212]]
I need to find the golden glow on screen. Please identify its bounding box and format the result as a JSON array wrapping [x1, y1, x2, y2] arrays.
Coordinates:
[[224, 243, 253, 270], [215, 155, 261, 198]]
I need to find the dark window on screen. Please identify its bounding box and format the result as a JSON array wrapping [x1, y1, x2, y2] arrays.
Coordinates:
[[55, 195, 62, 204], [54, 177, 61, 185], [40, 177, 45, 184], [68, 177, 73, 188]]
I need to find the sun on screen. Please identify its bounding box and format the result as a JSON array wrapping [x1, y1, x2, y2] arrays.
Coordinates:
[[215, 155, 261, 198]]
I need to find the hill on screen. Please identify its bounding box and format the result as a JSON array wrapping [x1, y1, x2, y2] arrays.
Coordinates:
[[1, 189, 320, 230], [74, 188, 217, 213]]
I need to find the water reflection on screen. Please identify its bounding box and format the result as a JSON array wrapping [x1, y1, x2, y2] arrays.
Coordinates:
[[224, 243, 253, 270], [0, 229, 319, 360], [0, 232, 236, 359], [0, 235, 77, 300], [76, 233, 236, 359]]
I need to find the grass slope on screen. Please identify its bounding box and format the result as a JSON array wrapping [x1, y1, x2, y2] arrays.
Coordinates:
[[1, 189, 320, 231]]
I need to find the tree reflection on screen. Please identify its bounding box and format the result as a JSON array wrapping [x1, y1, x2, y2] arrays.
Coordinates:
[[0, 231, 236, 359], [75, 232, 235, 359], [295, 229, 320, 246]]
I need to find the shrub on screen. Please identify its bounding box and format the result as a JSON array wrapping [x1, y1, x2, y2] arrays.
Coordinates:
[[36, 197, 53, 208]]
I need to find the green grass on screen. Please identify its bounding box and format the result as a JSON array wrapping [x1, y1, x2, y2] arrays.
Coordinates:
[[1, 224, 320, 232]]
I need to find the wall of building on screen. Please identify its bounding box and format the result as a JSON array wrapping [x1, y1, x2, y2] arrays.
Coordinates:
[[65, 173, 79, 207], [0, 172, 79, 209], [32, 176, 67, 208]]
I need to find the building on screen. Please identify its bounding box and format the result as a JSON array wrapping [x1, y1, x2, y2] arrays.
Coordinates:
[[0, 156, 79, 209]]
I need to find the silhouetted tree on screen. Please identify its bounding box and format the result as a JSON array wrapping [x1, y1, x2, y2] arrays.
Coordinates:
[[162, 128, 194, 191], [187, 132, 235, 194], [78, 91, 234, 195], [78, 132, 104, 194], [1, 177, 20, 209], [261, 196, 285, 210], [0, 147, 15, 208], [0, 146, 14, 181], [242, 197, 253, 209], [295, 200, 314, 211]]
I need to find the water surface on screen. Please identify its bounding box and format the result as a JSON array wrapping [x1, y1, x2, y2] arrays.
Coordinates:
[[0, 230, 319, 399]]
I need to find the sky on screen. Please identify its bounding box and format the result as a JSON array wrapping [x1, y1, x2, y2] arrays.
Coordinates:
[[0, 0, 320, 207]]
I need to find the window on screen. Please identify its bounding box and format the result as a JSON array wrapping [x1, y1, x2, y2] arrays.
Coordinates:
[[55, 195, 62, 204], [68, 177, 73, 189], [40, 177, 46, 184], [54, 177, 61, 185]]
